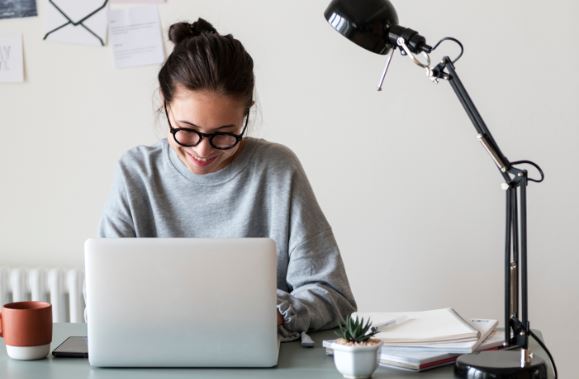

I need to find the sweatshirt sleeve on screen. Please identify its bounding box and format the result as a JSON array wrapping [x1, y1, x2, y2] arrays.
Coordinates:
[[277, 228, 357, 333], [272, 146, 357, 333], [98, 161, 136, 238]]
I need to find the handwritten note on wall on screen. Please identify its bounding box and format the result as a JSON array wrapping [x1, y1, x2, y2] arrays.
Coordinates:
[[0, 33, 24, 83], [109, 5, 164, 69]]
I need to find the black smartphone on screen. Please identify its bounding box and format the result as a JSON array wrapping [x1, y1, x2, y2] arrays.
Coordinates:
[[52, 336, 88, 358]]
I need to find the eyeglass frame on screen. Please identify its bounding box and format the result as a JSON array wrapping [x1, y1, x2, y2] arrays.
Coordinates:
[[164, 102, 250, 150]]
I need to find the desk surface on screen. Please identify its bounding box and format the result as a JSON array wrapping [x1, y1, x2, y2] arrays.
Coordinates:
[[0, 323, 552, 379]]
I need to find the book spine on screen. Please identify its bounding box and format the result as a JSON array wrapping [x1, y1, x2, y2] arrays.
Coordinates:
[[419, 356, 458, 370]]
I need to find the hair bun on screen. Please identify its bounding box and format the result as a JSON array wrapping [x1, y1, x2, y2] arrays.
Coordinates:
[[168, 18, 218, 45], [190, 18, 217, 36]]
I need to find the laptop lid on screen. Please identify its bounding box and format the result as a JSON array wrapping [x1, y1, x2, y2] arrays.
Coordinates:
[[84, 238, 279, 367]]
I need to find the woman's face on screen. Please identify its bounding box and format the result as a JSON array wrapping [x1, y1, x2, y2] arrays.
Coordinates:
[[165, 87, 248, 175]]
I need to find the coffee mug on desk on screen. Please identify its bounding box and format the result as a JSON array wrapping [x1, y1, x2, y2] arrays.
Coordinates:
[[0, 301, 52, 360]]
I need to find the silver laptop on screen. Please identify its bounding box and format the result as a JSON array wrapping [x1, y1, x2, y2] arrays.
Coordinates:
[[84, 238, 279, 367]]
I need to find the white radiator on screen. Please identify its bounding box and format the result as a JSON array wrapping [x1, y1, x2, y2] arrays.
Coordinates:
[[0, 268, 85, 323]]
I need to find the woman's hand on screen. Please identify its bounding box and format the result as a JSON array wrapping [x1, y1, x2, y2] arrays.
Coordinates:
[[277, 311, 284, 326]]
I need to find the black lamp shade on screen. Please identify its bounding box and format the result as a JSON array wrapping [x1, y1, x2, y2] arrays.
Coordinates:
[[324, 0, 399, 55]]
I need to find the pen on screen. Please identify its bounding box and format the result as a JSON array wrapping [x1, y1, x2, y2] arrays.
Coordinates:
[[375, 316, 408, 332]]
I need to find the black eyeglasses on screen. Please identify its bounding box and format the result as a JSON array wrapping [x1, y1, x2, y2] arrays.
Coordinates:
[[164, 104, 249, 150]]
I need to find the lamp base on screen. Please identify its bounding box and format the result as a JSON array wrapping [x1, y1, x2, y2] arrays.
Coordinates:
[[454, 350, 547, 379]]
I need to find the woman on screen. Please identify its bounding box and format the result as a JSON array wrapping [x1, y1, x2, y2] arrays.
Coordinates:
[[99, 18, 356, 338]]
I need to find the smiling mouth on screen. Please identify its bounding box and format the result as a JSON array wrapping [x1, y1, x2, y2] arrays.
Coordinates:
[[186, 152, 217, 167]]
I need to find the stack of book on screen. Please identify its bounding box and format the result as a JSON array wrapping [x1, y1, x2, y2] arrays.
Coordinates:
[[324, 308, 504, 372]]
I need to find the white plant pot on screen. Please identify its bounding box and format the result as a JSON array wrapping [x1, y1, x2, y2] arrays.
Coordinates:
[[332, 340, 383, 379]]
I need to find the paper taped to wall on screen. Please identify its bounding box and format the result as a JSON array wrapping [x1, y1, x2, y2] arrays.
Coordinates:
[[0, 0, 38, 19], [43, 0, 109, 46], [108, 5, 164, 69], [0, 33, 24, 83]]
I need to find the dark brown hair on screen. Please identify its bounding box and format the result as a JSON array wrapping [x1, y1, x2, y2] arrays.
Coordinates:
[[158, 18, 254, 107]]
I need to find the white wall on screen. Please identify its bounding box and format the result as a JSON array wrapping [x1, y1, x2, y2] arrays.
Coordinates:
[[1, 0, 577, 376]]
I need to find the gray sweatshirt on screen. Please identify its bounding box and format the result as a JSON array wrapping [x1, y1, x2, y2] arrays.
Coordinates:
[[99, 137, 356, 334]]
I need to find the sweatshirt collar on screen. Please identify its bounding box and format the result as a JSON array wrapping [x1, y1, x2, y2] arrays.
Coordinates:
[[165, 137, 257, 185]]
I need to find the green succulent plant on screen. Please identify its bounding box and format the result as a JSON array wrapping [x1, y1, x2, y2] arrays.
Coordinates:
[[336, 314, 379, 343]]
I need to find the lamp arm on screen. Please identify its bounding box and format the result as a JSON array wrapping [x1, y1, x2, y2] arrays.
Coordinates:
[[434, 57, 513, 181], [431, 56, 531, 352]]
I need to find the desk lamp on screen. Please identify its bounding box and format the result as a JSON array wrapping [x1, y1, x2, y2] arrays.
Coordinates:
[[324, 1, 557, 378]]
